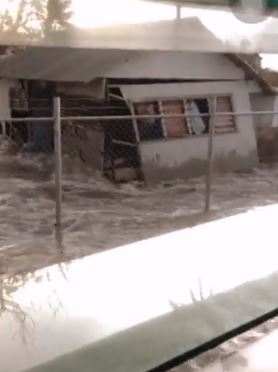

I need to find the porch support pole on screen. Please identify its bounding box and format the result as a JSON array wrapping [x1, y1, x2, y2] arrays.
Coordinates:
[[54, 96, 62, 228], [205, 96, 216, 213]]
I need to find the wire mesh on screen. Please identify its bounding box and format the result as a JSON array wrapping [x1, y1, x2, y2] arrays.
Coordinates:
[[2, 96, 278, 273], [60, 97, 140, 182]]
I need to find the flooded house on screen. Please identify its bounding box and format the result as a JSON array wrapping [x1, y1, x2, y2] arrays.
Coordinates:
[[0, 18, 276, 183]]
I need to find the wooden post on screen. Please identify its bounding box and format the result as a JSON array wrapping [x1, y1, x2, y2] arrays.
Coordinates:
[[205, 96, 217, 213], [54, 96, 62, 227], [128, 100, 145, 183]]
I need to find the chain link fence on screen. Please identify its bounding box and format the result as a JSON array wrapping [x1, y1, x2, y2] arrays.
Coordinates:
[[1, 96, 278, 273], [60, 96, 140, 182]]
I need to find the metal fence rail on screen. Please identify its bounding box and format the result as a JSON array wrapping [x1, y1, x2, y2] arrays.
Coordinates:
[[3, 109, 278, 123]]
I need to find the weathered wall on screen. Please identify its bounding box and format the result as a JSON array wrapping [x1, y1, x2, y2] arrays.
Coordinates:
[[0, 79, 13, 119], [121, 80, 259, 101], [0, 79, 14, 138], [139, 135, 257, 182], [272, 95, 278, 128], [123, 81, 259, 182], [257, 127, 278, 163], [56, 79, 106, 98], [249, 92, 275, 132]]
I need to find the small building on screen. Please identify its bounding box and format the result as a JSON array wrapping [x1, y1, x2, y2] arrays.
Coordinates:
[[0, 18, 276, 183]]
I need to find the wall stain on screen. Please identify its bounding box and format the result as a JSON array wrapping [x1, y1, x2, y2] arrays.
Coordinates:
[[142, 150, 258, 183]]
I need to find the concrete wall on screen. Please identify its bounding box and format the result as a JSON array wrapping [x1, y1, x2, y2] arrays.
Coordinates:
[[256, 95, 278, 163], [272, 95, 278, 128], [249, 92, 275, 132], [121, 81, 258, 183], [0, 79, 13, 119], [121, 80, 259, 101]]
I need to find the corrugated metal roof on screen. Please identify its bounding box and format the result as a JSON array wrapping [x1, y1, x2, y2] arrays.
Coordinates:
[[0, 17, 274, 92], [0, 48, 245, 82], [0, 48, 135, 82], [0, 18, 227, 82]]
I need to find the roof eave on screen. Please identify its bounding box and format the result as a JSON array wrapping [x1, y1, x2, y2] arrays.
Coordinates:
[[225, 53, 275, 94]]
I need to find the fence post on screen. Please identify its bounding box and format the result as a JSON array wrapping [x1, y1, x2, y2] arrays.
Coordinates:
[[176, 5, 181, 19], [54, 96, 62, 227], [205, 96, 217, 213]]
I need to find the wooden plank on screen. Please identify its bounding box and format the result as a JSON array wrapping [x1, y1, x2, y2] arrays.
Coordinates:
[[161, 100, 187, 138], [215, 96, 236, 132]]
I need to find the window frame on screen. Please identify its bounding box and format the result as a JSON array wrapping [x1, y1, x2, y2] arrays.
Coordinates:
[[133, 94, 238, 143]]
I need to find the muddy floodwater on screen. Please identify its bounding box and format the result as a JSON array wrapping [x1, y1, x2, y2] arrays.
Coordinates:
[[1, 143, 278, 276]]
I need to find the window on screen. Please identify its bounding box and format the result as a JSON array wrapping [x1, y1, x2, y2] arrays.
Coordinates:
[[184, 98, 210, 136], [215, 96, 236, 134], [133, 101, 164, 141], [133, 96, 236, 142]]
